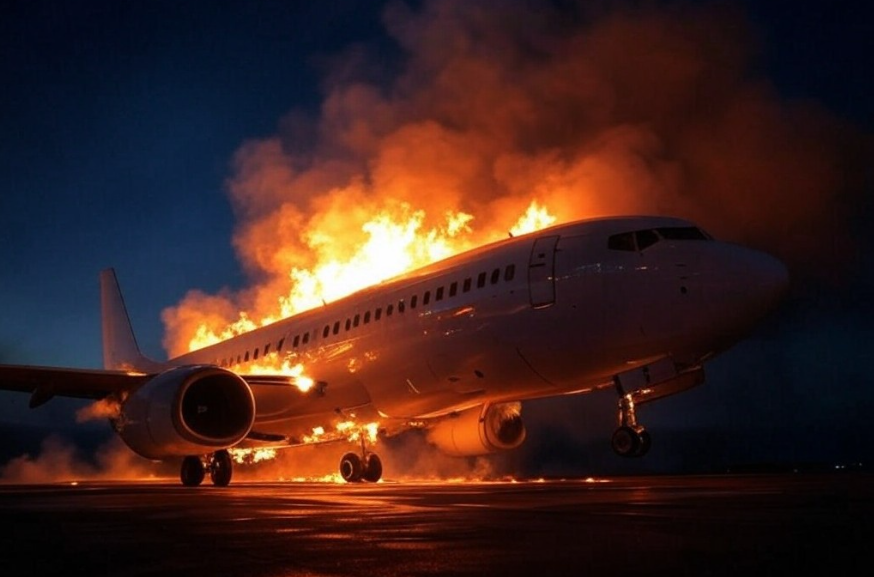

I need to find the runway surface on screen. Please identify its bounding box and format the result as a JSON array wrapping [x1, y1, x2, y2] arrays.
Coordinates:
[[2, 473, 870, 576]]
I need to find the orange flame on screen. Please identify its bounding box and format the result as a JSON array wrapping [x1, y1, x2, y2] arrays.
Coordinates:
[[510, 201, 557, 237], [173, 201, 554, 356], [228, 447, 278, 465]]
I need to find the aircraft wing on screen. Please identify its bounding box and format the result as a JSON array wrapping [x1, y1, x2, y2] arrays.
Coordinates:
[[0, 364, 312, 409], [0, 364, 152, 408]]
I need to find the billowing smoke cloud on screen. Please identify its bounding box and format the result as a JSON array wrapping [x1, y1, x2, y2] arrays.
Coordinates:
[[0, 435, 170, 484], [75, 399, 121, 423], [162, 0, 862, 356]]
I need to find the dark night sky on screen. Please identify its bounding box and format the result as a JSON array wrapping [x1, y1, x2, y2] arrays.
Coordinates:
[[1, 0, 872, 477]]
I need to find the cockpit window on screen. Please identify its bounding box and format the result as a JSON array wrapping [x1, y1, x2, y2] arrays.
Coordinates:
[[635, 229, 659, 250], [607, 232, 636, 252], [608, 226, 711, 252], [656, 227, 711, 240]]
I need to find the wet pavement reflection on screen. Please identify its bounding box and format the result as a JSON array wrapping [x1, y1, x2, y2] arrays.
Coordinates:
[[2, 474, 871, 576]]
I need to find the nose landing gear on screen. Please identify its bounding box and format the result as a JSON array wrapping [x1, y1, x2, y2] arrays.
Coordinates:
[[611, 379, 652, 458]]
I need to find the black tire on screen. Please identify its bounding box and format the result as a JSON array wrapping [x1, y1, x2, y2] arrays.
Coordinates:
[[210, 449, 233, 487], [362, 453, 383, 483], [635, 429, 652, 457], [611, 426, 641, 457], [339, 452, 363, 482], [181, 456, 205, 487]]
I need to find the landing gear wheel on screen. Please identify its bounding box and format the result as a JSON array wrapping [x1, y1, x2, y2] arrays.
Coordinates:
[[362, 453, 383, 483], [636, 430, 652, 457], [611, 426, 641, 457], [209, 449, 233, 487], [340, 452, 363, 482], [612, 378, 652, 459], [612, 427, 651, 458], [181, 456, 205, 487]]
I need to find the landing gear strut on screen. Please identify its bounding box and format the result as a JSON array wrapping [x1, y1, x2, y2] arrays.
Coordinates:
[[611, 378, 651, 458], [339, 433, 382, 483], [179, 449, 234, 487]]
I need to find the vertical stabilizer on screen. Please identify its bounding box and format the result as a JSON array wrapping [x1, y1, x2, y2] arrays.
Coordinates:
[[100, 268, 162, 372]]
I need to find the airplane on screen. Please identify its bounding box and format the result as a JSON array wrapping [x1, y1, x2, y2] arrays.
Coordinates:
[[0, 215, 789, 486]]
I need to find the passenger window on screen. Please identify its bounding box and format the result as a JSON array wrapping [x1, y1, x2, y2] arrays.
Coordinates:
[[333, 321, 340, 335], [423, 291, 431, 305], [293, 335, 300, 348], [490, 268, 500, 284], [345, 319, 351, 331], [277, 338, 285, 352], [375, 308, 382, 321], [411, 295, 418, 309], [364, 311, 371, 324], [354, 314, 360, 327], [477, 272, 487, 288], [463, 278, 472, 292], [253, 348, 259, 360], [449, 282, 458, 297], [245, 351, 250, 362], [387, 304, 394, 316], [398, 300, 406, 313], [303, 333, 310, 344], [323, 325, 330, 338], [505, 264, 515, 281], [436, 286, 444, 301], [264, 343, 271, 355]]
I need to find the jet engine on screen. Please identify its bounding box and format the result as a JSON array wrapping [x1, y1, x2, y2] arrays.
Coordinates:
[[427, 402, 526, 456], [114, 365, 255, 459]]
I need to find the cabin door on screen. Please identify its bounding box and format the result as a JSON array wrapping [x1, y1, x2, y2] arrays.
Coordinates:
[[528, 235, 559, 308]]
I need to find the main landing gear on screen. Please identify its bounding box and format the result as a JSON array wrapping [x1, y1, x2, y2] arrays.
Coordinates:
[[180, 450, 233, 487], [339, 434, 383, 483], [611, 378, 652, 458]]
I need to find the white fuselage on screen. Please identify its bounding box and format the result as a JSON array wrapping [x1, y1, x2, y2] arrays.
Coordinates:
[[164, 216, 787, 445]]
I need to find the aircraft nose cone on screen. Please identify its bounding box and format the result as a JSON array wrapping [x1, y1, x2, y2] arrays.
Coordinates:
[[745, 249, 790, 313]]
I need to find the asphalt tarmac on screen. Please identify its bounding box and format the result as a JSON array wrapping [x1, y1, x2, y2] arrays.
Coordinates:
[[1, 473, 870, 576]]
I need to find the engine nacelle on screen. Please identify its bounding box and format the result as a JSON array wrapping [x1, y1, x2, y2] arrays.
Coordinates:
[[115, 365, 255, 459], [427, 402, 526, 457]]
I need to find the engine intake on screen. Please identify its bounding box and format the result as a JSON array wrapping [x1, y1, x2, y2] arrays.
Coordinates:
[[116, 366, 255, 459], [427, 402, 526, 457]]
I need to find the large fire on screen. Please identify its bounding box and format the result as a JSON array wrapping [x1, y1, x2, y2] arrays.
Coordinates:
[[2, 1, 857, 488], [161, 1, 847, 362], [181, 200, 556, 355], [172, 199, 555, 474], [149, 0, 853, 483]]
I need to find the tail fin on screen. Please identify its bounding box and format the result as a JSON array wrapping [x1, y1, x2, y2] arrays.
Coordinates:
[[100, 268, 163, 372]]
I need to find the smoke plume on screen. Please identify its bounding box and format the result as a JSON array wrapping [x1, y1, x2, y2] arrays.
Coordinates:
[[162, 0, 862, 356], [0, 435, 170, 484]]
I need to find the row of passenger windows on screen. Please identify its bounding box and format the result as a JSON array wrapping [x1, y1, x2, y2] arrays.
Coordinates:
[[218, 264, 517, 367], [608, 226, 711, 252]]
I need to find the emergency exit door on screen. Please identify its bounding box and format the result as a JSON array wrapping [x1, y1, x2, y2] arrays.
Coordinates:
[[528, 235, 559, 308]]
